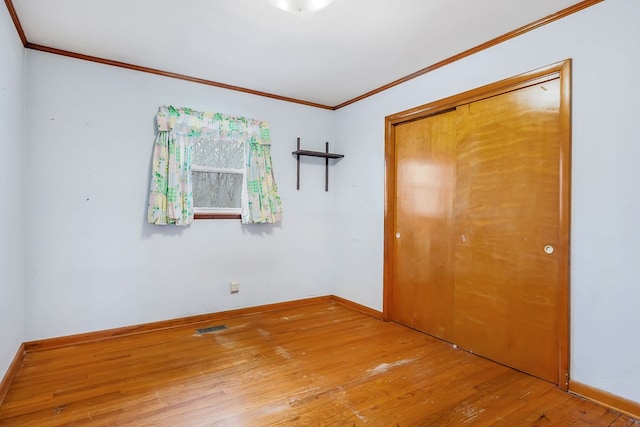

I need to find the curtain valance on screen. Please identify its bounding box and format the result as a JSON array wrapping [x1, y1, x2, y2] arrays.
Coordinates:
[[156, 106, 271, 146]]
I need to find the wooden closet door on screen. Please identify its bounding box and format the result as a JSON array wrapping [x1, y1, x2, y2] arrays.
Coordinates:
[[387, 68, 568, 385], [391, 110, 457, 341], [454, 78, 562, 384]]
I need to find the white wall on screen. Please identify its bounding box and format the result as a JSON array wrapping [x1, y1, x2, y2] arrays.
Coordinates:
[[24, 51, 336, 340], [333, 0, 640, 403], [0, 5, 25, 379]]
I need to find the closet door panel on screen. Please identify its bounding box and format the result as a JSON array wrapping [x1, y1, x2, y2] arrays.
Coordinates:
[[391, 110, 457, 341], [453, 79, 562, 383]]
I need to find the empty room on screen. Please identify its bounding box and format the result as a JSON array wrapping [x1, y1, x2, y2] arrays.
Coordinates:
[[1, 0, 638, 425]]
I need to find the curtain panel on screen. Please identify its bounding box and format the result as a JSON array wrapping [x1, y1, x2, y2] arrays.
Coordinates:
[[147, 106, 283, 226]]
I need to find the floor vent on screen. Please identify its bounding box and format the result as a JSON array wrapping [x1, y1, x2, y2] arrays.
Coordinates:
[[196, 325, 228, 334]]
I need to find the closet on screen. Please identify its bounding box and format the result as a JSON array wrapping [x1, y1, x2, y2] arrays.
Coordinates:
[[384, 61, 571, 387]]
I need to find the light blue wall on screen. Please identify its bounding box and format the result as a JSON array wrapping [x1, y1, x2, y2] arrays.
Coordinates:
[[23, 51, 337, 340], [0, 5, 25, 380], [333, 0, 640, 404]]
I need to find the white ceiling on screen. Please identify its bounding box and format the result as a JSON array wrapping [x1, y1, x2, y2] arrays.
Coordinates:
[[11, 0, 590, 108]]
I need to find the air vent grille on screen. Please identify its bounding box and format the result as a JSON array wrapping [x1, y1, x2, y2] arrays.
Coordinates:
[[196, 325, 228, 334]]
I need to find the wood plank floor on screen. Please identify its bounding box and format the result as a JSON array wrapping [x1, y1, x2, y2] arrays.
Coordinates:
[[0, 302, 637, 426]]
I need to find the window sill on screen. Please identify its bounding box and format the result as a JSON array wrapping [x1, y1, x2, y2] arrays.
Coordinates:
[[195, 212, 241, 220]]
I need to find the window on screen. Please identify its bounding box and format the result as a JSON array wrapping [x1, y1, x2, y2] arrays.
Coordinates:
[[147, 106, 282, 226], [192, 136, 244, 218]]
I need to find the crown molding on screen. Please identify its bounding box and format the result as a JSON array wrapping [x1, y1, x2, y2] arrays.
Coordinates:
[[4, 0, 603, 110]]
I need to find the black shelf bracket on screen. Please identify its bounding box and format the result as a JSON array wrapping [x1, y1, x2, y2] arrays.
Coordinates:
[[292, 137, 344, 191]]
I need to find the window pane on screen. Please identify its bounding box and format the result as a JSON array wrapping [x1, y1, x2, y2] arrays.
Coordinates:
[[193, 137, 244, 169], [192, 171, 242, 208]]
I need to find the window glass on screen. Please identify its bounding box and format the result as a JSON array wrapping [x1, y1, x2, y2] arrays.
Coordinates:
[[192, 136, 244, 213], [192, 171, 242, 209], [193, 137, 244, 169]]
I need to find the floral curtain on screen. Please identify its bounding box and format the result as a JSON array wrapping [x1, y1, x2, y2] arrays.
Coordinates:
[[147, 115, 193, 226], [147, 106, 283, 225], [243, 123, 283, 224]]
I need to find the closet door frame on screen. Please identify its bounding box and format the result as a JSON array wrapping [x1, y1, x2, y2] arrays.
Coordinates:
[[383, 59, 572, 390]]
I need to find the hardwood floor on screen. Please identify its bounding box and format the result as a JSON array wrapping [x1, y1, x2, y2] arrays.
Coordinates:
[[0, 302, 637, 426]]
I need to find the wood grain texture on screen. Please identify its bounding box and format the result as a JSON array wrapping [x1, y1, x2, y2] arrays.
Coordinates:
[[385, 62, 564, 126], [571, 380, 640, 421], [383, 121, 398, 321], [454, 79, 563, 384], [557, 60, 573, 390], [331, 295, 383, 319], [24, 296, 333, 352], [193, 213, 241, 220], [392, 109, 457, 341], [385, 60, 571, 388], [1, 303, 636, 426], [0, 344, 25, 409]]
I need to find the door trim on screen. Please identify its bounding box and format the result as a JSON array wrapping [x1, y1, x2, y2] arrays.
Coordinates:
[[383, 59, 572, 389]]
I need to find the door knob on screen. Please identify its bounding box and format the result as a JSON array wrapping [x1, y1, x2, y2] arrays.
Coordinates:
[[544, 245, 554, 254]]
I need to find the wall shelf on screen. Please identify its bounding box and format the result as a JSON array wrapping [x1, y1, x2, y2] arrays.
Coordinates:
[[292, 137, 344, 191]]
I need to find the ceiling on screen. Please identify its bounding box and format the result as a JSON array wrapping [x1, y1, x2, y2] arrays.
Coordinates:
[[9, 0, 595, 109]]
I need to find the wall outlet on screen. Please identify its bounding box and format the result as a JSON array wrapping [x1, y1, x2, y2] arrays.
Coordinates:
[[230, 280, 240, 294]]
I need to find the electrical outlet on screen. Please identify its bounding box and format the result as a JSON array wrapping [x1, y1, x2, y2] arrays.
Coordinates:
[[230, 280, 240, 294]]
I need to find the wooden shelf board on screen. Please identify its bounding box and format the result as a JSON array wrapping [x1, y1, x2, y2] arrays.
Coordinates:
[[292, 150, 344, 159]]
